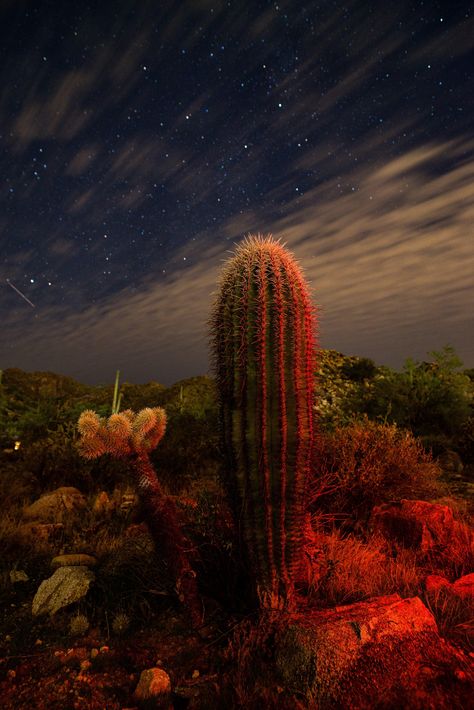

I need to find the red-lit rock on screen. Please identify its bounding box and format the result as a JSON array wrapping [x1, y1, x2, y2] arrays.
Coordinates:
[[371, 499, 474, 555], [134, 667, 172, 707], [452, 573, 474, 602], [273, 594, 471, 708], [424, 574, 452, 595]]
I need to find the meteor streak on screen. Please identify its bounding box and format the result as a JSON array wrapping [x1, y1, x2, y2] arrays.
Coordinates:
[[6, 279, 35, 308]]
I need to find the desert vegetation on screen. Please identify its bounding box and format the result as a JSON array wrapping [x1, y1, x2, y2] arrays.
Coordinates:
[[0, 238, 473, 709]]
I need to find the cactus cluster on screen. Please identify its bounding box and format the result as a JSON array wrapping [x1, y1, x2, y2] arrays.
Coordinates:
[[77, 406, 201, 626], [77, 407, 166, 459], [210, 234, 317, 610]]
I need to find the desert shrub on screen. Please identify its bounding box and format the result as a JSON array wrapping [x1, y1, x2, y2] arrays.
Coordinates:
[[89, 529, 174, 623], [309, 419, 444, 526], [221, 617, 295, 710], [305, 530, 421, 607], [153, 411, 220, 492], [0, 464, 36, 505], [457, 416, 474, 466], [361, 346, 472, 440]]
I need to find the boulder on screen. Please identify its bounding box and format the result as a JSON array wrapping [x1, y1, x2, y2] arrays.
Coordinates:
[[452, 573, 474, 602], [51, 554, 97, 568], [18, 522, 64, 544], [32, 566, 95, 616], [371, 499, 474, 556], [134, 667, 172, 707], [273, 594, 471, 708], [424, 574, 452, 595], [23, 487, 87, 522], [92, 491, 114, 516]]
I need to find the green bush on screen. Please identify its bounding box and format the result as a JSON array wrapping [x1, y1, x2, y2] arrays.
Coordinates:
[[361, 346, 472, 439]]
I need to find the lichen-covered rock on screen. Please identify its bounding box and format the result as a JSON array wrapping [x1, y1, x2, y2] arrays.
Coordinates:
[[134, 667, 172, 707], [23, 487, 87, 522], [32, 566, 95, 616], [273, 594, 471, 708], [51, 554, 97, 568], [371, 499, 474, 556]]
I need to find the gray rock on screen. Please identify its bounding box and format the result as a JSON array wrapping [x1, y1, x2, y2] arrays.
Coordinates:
[[32, 566, 95, 616]]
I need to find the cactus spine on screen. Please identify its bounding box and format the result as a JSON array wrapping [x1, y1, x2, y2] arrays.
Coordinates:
[[210, 235, 317, 610]]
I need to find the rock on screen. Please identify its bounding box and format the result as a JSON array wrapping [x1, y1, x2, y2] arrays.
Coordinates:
[[452, 573, 474, 602], [54, 647, 89, 668], [371, 499, 474, 556], [9, 570, 29, 583], [424, 574, 452, 595], [32, 566, 95, 616], [93, 491, 114, 516], [18, 522, 64, 544], [108, 487, 140, 520], [23, 487, 87, 522], [134, 667, 172, 707], [51, 554, 97, 568], [273, 594, 471, 708]]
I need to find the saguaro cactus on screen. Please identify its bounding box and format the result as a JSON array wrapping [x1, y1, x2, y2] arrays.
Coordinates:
[[210, 234, 317, 610], [77, 407, 201, 626]]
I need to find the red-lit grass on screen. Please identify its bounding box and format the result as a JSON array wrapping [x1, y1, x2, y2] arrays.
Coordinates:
[[303, 529, 421, 607]]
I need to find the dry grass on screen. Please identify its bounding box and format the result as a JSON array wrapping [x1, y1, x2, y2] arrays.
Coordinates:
[[305, 529, 422, 606], [424, 586, 474, 652]]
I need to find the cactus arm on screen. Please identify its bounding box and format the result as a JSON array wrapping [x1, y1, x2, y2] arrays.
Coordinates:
[[132, 452, 201, 627]]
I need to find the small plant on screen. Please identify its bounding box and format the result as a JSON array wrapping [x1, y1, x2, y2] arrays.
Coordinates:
[[112, 612, 130, 636], [77, 406, 201, 626], [69, 613, 90, 636]]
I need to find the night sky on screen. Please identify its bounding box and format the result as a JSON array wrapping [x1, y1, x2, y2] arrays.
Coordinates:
[[1, 0, 473, 385]]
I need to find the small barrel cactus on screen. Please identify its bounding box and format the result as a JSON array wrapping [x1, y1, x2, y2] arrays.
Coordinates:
[[210, 235, 318, 609], [69, 613, 90, 636], [112, 612, 130, 636]]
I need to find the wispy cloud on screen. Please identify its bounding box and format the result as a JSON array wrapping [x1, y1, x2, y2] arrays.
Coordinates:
[[1, 137, 472, 382]]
